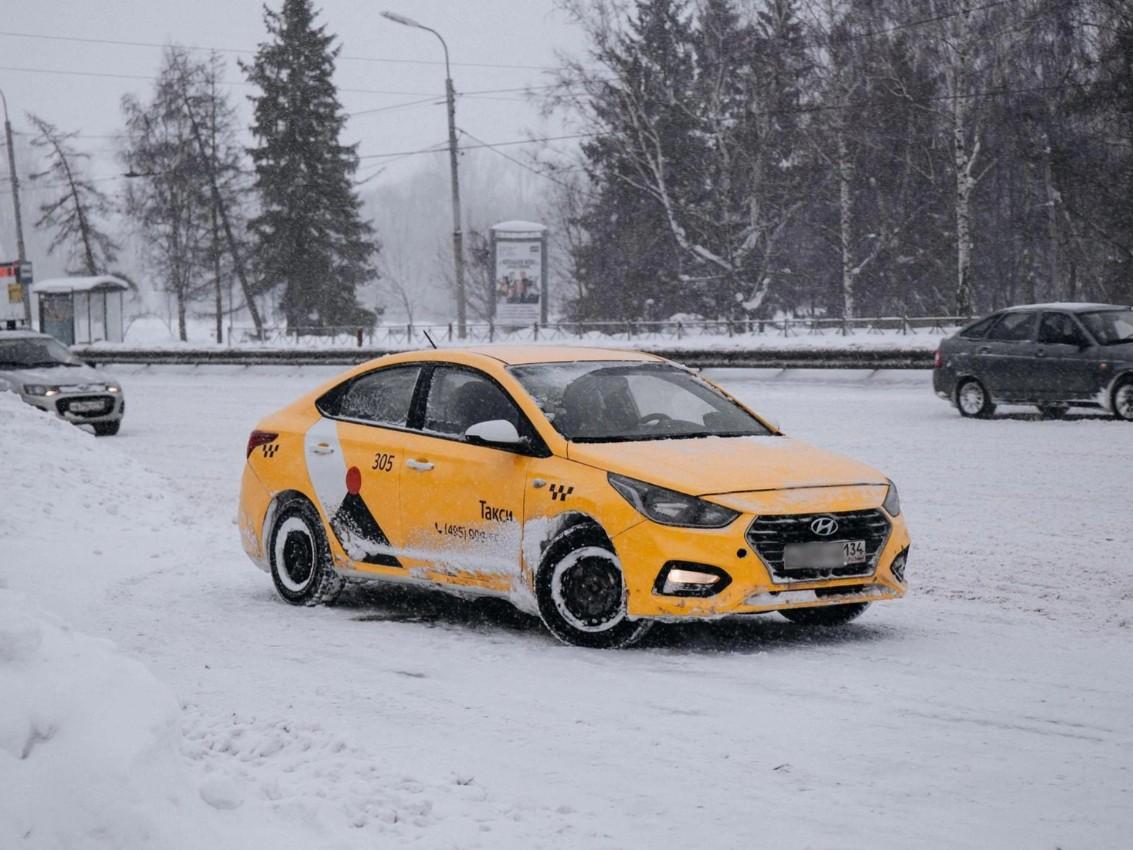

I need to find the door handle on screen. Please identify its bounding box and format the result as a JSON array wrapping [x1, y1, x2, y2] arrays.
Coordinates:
[[406, 458, 434, 472], [977, 346, 991, 354], [1036, 349, 1046, 358], [311, 442, 335, 455]]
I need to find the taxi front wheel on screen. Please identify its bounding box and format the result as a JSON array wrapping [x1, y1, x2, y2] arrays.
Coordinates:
[[780, 602, 869, 626], [535, 525, 652, 649], [269, 499, 344, 606]]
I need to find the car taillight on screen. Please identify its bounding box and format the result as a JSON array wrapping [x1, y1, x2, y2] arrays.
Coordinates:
[[246, 430, 278, 458], [933, 349, 943, 368]]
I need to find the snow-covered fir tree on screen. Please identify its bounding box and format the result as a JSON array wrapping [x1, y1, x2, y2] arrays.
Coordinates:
[[243, 0, 378, 331]]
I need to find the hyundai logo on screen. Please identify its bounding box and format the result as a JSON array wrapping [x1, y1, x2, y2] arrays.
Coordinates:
[[810, 516, 839, 537]]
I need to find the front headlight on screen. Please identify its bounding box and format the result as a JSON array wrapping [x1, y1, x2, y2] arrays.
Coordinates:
[[883, 479, 901, 517], [608, 473, 739, 528], [105, 384, 121, 393], [23, 384, 59, 397]]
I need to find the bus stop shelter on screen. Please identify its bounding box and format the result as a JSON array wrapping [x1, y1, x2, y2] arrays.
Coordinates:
[[33, 276, 129, 345]]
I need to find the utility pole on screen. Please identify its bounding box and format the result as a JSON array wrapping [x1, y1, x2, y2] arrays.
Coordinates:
[[381, 11, 466, 338], [1, 88, 30, 323]]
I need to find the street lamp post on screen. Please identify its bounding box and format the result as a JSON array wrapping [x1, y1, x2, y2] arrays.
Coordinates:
[[380, 10, 466, 339], [0, 88, 30, 323]]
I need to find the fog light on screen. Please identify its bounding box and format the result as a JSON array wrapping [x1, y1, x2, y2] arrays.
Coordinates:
[[890, 549, 909, 583], [654, 562, 732, 597]]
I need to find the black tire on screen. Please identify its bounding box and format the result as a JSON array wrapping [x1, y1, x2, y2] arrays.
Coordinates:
[[1113, 378, 1133, 422], [780, 602, 870, 626], [93, 420, 121, 436], [268, 498, 344, 605], [535, 524, 651, 649], [1036, 404, 1069, 419], [956, 378, 996, 418]]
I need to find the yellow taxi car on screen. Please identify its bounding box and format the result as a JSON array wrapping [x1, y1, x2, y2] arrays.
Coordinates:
[[238, 347, 909, 648]]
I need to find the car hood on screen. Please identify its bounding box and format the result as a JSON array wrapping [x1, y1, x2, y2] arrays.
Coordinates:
[[0, 363, 116, 391], [566, 435, 888, 496]]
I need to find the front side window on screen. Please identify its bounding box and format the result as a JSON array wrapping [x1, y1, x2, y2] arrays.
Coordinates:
[[319, 365, 420, 427], [1079, 309, 1133, 346], [423, 367, 525, 438], [1038, 313, 1087, 346], [0, 337, 82, 369], [510, 361, 773, 443], [986, 312, 1037, 342]]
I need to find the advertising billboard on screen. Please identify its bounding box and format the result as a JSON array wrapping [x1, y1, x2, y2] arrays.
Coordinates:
[[494, 237, 543, 325], [0, 261, 24, 324]]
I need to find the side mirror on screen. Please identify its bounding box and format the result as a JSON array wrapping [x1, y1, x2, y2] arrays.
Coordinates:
[[465, 419, 524, 447]]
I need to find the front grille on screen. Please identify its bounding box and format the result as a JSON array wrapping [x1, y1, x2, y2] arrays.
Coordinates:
[[746, 509, 891, 582], [56, 395, 114, 418]]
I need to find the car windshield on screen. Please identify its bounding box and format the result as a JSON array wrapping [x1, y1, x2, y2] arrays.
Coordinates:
[[0, 337, 83, 369], [509, 361, 773, 442], [1079, 309, 1133, 345]]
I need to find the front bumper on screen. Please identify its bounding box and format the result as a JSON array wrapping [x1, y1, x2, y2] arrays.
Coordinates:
[[22, 390, 124, 424], [614, 497, 910, 620]]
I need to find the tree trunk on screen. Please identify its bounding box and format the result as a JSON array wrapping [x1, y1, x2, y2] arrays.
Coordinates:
[[212, 206, 223, 344], [1043, 131, 1059, 301], [177, 290, 187, 342], [951, 1, 976, 317], [837, 126, 855, 319]]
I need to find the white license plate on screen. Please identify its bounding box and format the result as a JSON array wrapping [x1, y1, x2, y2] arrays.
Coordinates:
[[69, 401, 105, 412], [782, 539, 867, 570]]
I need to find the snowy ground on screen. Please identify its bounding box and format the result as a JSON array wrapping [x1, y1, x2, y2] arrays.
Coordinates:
[[3, 365, 1132, 849]]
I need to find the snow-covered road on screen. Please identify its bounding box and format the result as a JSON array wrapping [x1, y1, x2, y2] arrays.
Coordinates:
[[4, 365, 1132, 849]]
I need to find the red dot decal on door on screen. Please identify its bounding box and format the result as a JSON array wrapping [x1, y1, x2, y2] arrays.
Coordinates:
[[345, 466, 362, 495]]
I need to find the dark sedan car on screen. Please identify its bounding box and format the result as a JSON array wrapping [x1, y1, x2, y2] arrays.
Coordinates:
[[933, 303, 1133, 420]]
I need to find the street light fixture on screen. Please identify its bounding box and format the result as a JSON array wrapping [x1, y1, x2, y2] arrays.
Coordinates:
[[0, 87, 30, 323], [380, 9, 466, 339]]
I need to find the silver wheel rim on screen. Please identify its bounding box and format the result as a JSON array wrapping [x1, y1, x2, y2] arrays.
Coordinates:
[[1116, 384, 1133, 420], [274, 515, 315, 592], [550, 546, 628, 633], [959, 382, 985, 415]]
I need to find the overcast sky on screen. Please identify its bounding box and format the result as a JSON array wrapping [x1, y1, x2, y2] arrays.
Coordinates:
[[1, 0, 590, 188]]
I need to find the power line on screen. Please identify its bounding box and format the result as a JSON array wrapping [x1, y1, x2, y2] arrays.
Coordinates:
[[842, 0, 1027, 42], [0, 63, 442, 96], [457, 128, 578, 190], [356, 132, 590, 161], [0, 29, 558, 72]]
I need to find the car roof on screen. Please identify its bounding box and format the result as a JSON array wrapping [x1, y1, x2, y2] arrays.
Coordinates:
[[382, 345, 666, 367], [1000, 302, 1127, 314]]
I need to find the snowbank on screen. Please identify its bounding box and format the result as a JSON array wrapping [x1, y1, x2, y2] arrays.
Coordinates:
[[0, 590, 225, 850]]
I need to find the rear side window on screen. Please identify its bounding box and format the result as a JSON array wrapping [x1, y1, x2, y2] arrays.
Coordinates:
[[959, 315, 999, 339], [986, 312, 1037, 342], [318, 365, 420, 427]]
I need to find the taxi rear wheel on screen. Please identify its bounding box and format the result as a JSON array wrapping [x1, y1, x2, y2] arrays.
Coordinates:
[[780, 602, 869, 626], [269, 499, 344, 606], [535, 525, 651, 649]]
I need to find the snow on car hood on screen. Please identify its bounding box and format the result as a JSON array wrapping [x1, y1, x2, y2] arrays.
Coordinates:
[[566, 434, 887, 496], [0, 362, 116, 391]]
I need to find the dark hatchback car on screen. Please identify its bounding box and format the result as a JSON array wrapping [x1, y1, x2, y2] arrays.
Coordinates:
[[933, 303, 1133, 420]]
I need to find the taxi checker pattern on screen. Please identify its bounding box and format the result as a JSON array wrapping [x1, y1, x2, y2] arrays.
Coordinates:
[[237, 346, 910, 648]]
